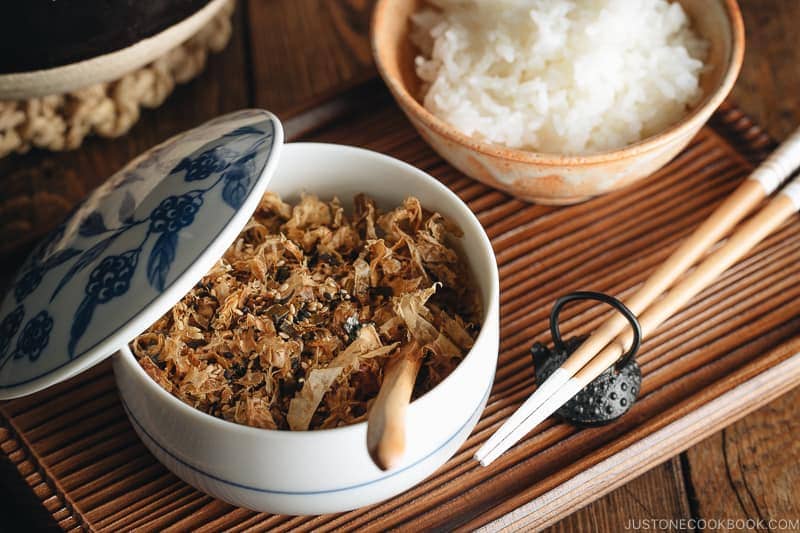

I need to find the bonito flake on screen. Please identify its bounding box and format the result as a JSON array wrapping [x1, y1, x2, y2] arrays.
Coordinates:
[[132, 192, 481, 430]]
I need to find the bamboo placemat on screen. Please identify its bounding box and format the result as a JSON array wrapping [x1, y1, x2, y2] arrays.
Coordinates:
[[2, 94, 800, 532]]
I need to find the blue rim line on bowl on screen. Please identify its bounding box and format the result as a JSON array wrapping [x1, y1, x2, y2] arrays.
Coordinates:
[[121, 383, 492, 495]]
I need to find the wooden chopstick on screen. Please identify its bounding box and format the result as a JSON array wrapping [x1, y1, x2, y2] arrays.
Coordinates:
[[477, 177, 800, 466], [475, 126, 800, 466]]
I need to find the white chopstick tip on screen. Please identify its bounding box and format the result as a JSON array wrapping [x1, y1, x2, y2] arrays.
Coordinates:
[[545, 368, 570, 386], [477, 377, 585, 467], [474, 368, 571, 465]]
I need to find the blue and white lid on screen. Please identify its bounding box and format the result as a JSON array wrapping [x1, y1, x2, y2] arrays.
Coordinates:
[[0, 109, 284, 399]]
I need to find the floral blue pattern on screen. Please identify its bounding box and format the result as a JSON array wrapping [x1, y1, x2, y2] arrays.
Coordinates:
[[221, 152, 256, 209], [149, 193, 204, 234], [174, 146, 235, 181], [62, 127, 270, 357], [69, 251, 139, 357], [86, 252, 138, 303], [12, 311, 53, 362], [50, 231, 125, 301], [13, 224, 82, 303], [15, 270, 43, 303], [78, 212, 109, 237], [0, 110, 279, 393], [0, 306, 24, 357]]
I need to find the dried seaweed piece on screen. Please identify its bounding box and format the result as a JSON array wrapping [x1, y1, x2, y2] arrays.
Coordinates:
[[132, 193, 481, 430]]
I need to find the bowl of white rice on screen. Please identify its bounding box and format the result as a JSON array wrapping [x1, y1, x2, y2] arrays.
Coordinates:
[[372, 0, 744, 204]]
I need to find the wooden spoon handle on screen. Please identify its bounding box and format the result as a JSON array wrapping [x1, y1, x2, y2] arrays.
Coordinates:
[[367, 343, 422, 471]]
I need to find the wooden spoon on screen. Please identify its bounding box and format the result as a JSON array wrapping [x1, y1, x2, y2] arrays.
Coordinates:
[[367, 342, 423, 471]]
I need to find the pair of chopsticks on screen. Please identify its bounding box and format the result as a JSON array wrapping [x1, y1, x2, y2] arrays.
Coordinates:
[[476, 127, 800, 467]]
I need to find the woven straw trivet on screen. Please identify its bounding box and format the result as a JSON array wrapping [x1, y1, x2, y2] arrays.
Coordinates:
[[0, 0, 234, 159]]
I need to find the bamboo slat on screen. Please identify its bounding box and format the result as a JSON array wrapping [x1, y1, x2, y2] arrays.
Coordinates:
[[1, 98, 799, 531]]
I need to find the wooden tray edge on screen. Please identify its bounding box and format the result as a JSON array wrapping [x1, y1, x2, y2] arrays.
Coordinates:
[[0, 88, 791, 530], [474, 336, 800, 532]]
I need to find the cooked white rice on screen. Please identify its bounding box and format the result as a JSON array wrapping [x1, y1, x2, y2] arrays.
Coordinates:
[[411, 0, 708, 155]]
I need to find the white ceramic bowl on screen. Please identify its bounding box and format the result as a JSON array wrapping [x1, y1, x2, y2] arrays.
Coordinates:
[[112, 142, 500, 515]]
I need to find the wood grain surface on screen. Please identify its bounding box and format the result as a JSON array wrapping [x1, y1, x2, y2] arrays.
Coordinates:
[[0, 0, 799, 531], [672, 1, 800, 531], [0, 91, 796, 533]]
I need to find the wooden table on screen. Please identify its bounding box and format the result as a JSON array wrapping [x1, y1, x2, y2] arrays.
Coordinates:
[[1, 1, 799, 530]]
